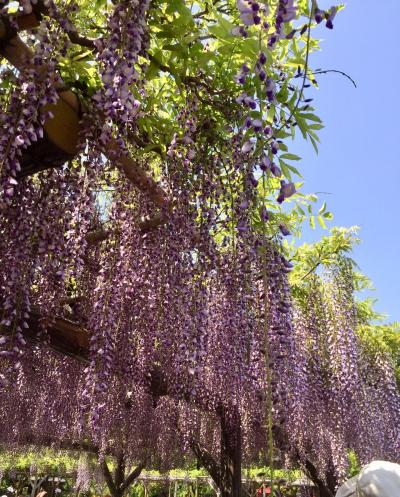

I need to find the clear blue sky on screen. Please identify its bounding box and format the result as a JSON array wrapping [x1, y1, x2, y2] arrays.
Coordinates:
[[292, 0, 400, 322]]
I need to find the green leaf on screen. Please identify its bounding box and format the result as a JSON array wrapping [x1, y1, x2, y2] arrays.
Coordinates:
[[280, 153, 302, 161], [298, 112, 322, 122], [318, 201, 327, 215], [317, 215, 327, 229], [296, 116, 308, 139]]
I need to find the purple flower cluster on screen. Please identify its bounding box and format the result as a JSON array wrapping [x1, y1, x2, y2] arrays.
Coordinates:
[[236, 0, 265, 28], [92, 0, 150, 133], [286, 260, 400, 484], [0, 23, 60, 206], [232, 1, 301, 218]]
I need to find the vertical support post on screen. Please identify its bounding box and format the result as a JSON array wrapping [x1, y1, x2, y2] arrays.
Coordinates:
[[219, 409, 242, 497]]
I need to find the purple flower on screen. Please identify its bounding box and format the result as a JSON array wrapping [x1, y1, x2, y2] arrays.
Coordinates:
[[242, 140, 253, 153], [252, 119, 263, 132], [241, 12, 255, 26], [187, 149, 196, 160], [271, 140, 280, 154], [236, 92, 248, 104], [260, 155, 271, 171], [279, 224, 291, 236], [266, 77, 276, 102], [237, 0, 252, 13], [314, 7, 324, 24], [234, 73, 246, 85], [271, 163, 281, 177], [286, 29, 296, 39], [281, 257, 293, 269], [277, 180, 296, 203], [231, 25, 249, 37], [237, 219, 249, 233], [280, 0, 297, 22], [14, 135, 24, 146], [249, 174, 258, 188], [244, 116, 252, 128], [325, 6, 338, 29], [260, 206, 269, 221], [263, 126, 273, 137], [235, 64, 251, 84], [231, 26, 242, 36], [259, 52, 267, 65], [243, 96, 257, 109]]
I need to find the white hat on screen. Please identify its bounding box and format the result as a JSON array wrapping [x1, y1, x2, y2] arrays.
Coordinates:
[[336, 461, 400, 497]]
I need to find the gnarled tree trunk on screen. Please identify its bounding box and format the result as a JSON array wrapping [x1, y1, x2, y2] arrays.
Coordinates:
[[192, 409, 242, 497], [220, 411, 242, 497], [101, 451, 145, 497]]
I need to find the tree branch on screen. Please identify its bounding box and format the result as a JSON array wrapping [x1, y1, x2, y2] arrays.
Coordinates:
[[191, 440, 221, 488], [313, 69, 357, 88], [114, 452, 126, 490], [101, 459, 118, 497], [85, 212, 168, 245], [120, 461, 146, 495]]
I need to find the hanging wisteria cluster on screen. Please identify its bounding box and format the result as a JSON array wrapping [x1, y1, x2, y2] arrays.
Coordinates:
[[286, 259, 400, 485]]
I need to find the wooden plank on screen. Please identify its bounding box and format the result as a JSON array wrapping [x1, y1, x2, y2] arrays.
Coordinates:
[[7, 308, 170, 397], [42, 96, 80, 156], [27, 310, 90, 361]]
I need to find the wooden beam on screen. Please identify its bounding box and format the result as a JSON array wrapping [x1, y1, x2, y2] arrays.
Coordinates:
[[27, 310, 90, 362], [15, 309, 169, 397]]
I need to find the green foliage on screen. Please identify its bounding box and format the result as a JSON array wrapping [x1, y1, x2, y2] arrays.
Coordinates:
[[289, 226, 360, 290], [347, 451, 361, 478], [0, 0, 346, 248], [245, 466, 301, 481], [0, 449, 304, 497], [0, 448, 78, 474]]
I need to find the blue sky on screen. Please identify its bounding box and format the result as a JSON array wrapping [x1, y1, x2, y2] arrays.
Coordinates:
[[292, 0, 400, 322]]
